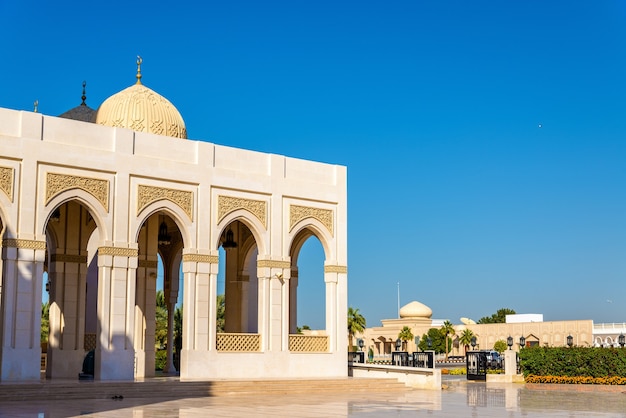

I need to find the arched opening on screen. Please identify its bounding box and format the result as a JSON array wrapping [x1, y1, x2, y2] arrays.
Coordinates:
[[289, 227, 327, 338], [218, 220, 259, 334], [44, 200, 99, 379], [135, 211, 184, 377]]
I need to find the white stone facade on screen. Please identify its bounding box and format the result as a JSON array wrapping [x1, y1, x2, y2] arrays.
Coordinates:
[[0, 107, 347, 381]]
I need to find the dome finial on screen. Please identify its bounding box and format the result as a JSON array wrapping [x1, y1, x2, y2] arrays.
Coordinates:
[[136, 56, 143, 85], [33, 100, 39, 113], [81, 81, 87, 106]]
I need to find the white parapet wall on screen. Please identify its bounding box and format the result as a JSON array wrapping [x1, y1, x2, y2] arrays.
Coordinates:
[[349, 363, 442, 390]]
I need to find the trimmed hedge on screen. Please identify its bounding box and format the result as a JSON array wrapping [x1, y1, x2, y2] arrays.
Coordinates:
[[519, 346, 626, 380]]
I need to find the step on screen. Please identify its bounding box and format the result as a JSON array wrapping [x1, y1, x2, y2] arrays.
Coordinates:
[[0, 377, 409, 402]]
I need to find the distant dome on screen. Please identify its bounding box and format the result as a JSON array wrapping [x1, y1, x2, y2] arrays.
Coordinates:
[[93, 57, 187, 139], [59, 81, 96, 122], [399, 301, 432, 319]]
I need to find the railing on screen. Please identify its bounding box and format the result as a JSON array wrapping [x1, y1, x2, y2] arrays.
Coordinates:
[[216, 333, 261, 352], [289, 335, 329, 352], [84, 333, 97, 350], [594, 323, 626, 331]]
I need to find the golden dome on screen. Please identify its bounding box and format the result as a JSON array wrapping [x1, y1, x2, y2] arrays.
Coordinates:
[[93, 57, 187, 139], [399, 301, 432, 319]]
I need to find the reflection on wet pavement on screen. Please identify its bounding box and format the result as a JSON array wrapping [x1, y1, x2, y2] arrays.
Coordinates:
[[1, 379, 626, 417]]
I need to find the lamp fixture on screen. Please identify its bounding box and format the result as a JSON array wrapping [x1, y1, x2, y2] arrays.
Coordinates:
[[567, 334, 573, 348], [619, 333, 625, 348], [50, 208, 61, 222], [158, 218, 171, 246], [507, 335, 513, 350], [222, 228, 237, 250], [519, 336, 526, 348]]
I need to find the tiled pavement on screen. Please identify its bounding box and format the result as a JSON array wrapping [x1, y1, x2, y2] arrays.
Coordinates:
[[1, 378, 625, 417]]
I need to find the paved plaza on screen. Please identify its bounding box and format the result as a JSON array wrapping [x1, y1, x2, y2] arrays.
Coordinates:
[[1, 378, 626, 417]]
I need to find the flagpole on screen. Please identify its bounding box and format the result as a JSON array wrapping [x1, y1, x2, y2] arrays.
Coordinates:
[[397, 282, 400, 318]]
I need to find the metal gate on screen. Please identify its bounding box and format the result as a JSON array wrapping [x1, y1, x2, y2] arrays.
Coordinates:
[[466, 351, 487, 381], [413, 351, 434, 368]]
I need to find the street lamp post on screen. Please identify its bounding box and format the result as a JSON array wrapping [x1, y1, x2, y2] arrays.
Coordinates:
[[619, 334, 625, 348], [507, 336, 513, 350], [567, 335, 573, 348], [519, 336, 526, 349], [471, 336, 476, 351]]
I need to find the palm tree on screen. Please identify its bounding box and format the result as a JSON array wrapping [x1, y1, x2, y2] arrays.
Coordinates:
[[347, 307, 366, 351], [216, 294, 225, 333], [459, 329, 475, 354], [441, 320, 455, 360], [398, 326, 414, 351]]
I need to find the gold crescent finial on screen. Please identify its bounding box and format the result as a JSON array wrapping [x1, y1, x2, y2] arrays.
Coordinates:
[[81, 81, 87, 106], [136, 55, 143, 85], [33, 100, 39, 113]]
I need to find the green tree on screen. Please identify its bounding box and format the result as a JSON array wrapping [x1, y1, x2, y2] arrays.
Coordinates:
[[418, 328, 451, 355], [441, 320, 455, 360], [155, 290, 168, 349], [477, 308, 516, 324], [347, 307, 366, 351], [398, 326, 414, 350], [174, 305, 183, 370], [216, 294, 225, 333], [459, 329, 475, 354], [493, 339, 508, 353], [41, 301, 50, 344]]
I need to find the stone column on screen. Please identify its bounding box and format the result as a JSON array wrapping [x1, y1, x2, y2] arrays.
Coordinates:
[[0, 239, 46, 381], [324, 272, 338, 352], [46, 253, 88, 379], [288, 268, 298, 334], [95, 246, 137, 381], [179, 253, 216, 377], [324, 265, 348, 354], [280, 270, 290, 351]]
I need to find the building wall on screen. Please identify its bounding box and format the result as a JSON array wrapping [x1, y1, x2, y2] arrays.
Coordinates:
[[0, 108, 348, 381], [359, 318, 595, 358]]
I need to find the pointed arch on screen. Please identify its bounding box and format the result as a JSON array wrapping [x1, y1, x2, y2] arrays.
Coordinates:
[[216, 209, 267, 256], [135, 200, 194, 249]]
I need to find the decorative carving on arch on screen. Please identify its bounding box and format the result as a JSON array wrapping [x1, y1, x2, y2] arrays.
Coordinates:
[[218, 195, 267, 228], [182, 254, 219, 264], [138, 259, 158, 268], [46, 173, 109, 211], [98, 246, 139, 257], [50, 254, 88, 263], [289, 205, 333, 236], [0, 166, 14, 201], [137, 185, 193, 221], [257, 259, 290, 269], [2, 238, 46, 250], [324, 265, 347, 274]]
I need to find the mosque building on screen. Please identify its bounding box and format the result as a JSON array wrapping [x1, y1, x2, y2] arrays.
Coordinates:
[[0, 58, 348, 381], [358, 300, 622, 359]]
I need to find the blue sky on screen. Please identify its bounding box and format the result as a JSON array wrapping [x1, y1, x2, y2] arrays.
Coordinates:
[[2, 1, 626, 329]]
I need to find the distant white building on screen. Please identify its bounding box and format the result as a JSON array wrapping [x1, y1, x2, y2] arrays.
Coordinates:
[[506, 314, 543, 323]]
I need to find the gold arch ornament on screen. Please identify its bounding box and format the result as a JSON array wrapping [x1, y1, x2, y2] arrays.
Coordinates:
[[137, 185, 194, 220], [289, 205, 333, 236], [46, 173, 109, 212], [218, 195, 267, 228]]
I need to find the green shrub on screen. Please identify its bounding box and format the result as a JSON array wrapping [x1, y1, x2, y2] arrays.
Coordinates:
[[155, 350, 167, 371], [519, 346, 626, 379]]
